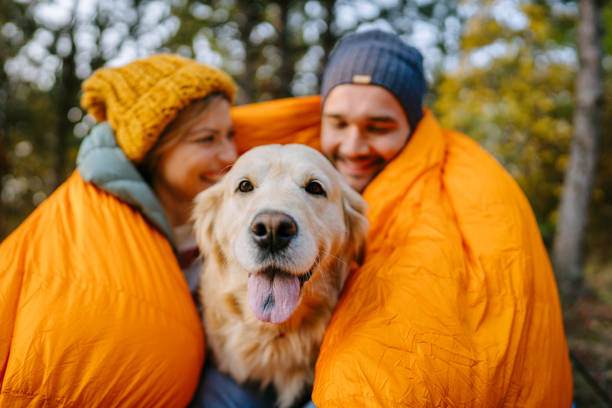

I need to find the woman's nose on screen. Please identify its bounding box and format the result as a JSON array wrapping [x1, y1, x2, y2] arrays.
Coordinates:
[[218, 135, 237, 165]]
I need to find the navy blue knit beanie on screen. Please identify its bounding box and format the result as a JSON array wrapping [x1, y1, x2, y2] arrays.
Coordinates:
[[321, 30, 427, 130]]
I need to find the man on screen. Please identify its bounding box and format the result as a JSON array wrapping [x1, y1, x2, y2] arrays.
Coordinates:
[[316, 29, 573, 407], [319, 30, 426, 194], [232, 29, 573, 407]]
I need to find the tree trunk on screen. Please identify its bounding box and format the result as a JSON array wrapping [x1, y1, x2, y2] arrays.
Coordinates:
[[53, 2, 79, 189], [277, 1, 293, 98], [237, 0, 259, 103], [0, 126, 9, 237], [552, 0, 603, 303], [54, 36, 78, 188], [0, 41, 11, 238], [321, 0, 336, 79]]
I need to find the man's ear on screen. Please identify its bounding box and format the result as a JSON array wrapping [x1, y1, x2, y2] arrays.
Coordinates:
[[192, 182, 224, 258], [341, 181, 369, 265]]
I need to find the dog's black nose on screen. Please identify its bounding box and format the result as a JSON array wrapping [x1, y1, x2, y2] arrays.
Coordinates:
[[250, 211, 297, 252]]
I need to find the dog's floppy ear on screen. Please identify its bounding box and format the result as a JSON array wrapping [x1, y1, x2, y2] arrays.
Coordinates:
[[192, 182, 224, 256], [341, 181, 369, 265]]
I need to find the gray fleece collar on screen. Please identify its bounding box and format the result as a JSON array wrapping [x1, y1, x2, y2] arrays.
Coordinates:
[[76, 123, 174, 245]]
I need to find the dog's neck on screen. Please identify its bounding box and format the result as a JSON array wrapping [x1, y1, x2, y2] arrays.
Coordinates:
[[200, 253, 352, 408]]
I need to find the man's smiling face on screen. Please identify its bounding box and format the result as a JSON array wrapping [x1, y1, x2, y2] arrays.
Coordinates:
[[321, 84, 411, 193]]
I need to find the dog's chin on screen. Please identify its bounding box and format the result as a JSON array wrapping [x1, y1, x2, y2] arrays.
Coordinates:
[[246, 261, 316, 324]]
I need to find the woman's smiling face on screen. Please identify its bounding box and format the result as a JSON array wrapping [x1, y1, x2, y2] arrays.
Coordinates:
[[321, 84, 411, 193], [154, 98, 236, 203]]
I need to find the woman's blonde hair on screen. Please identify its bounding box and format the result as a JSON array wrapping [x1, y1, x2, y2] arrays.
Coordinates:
[[138, 92, 228, 182]]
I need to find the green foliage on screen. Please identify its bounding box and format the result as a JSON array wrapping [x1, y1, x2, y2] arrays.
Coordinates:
[[165, 1, 324, 103], [1, 83, 59, 234], [603, 3, 612, 54], [434, 1, 601, 250]]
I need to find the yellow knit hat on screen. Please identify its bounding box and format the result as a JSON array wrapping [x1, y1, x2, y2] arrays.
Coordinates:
[[81, 54, 237, 163]]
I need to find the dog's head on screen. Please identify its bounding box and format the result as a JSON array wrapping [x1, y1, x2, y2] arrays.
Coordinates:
[[193, 144, 368, 325]]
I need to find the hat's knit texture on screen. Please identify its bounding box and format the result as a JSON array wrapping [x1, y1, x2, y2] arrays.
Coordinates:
[[81, 54, 237, 163], [321, 30, 427, 130]]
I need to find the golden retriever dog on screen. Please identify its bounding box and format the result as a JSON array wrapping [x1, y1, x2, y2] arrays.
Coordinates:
[[192, 144, 368, 408]]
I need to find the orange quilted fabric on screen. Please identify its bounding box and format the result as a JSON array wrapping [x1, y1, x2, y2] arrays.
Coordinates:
[[232, 96, 573, 407], [0, 172, 204, 407]]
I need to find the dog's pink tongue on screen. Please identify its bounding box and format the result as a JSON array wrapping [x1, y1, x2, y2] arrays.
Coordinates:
[[248, 272, 300, 324]]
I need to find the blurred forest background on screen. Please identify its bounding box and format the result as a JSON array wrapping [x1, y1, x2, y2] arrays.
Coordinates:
[[0, 0, 610, 405]]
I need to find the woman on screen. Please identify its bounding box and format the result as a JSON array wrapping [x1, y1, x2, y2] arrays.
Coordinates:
[[138, 91, 236, 294], [0, 54, 236, 407]]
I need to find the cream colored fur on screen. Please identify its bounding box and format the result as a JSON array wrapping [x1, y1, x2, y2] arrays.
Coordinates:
[[193, 144, 368, 408]]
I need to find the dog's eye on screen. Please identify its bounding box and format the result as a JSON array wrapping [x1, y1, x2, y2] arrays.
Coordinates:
[[237, 179, 254, 193], [305, 180, 326, 197]]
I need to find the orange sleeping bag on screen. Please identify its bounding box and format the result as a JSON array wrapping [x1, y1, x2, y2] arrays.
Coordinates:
[[0, 172, 204, 406], [232, 96, 573, 407]]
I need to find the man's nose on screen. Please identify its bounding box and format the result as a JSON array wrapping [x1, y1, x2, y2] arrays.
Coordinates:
[[340, 125, 369, 156]]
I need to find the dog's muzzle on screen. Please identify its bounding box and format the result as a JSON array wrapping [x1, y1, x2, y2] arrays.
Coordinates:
[[250, 210, 298, 253]]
